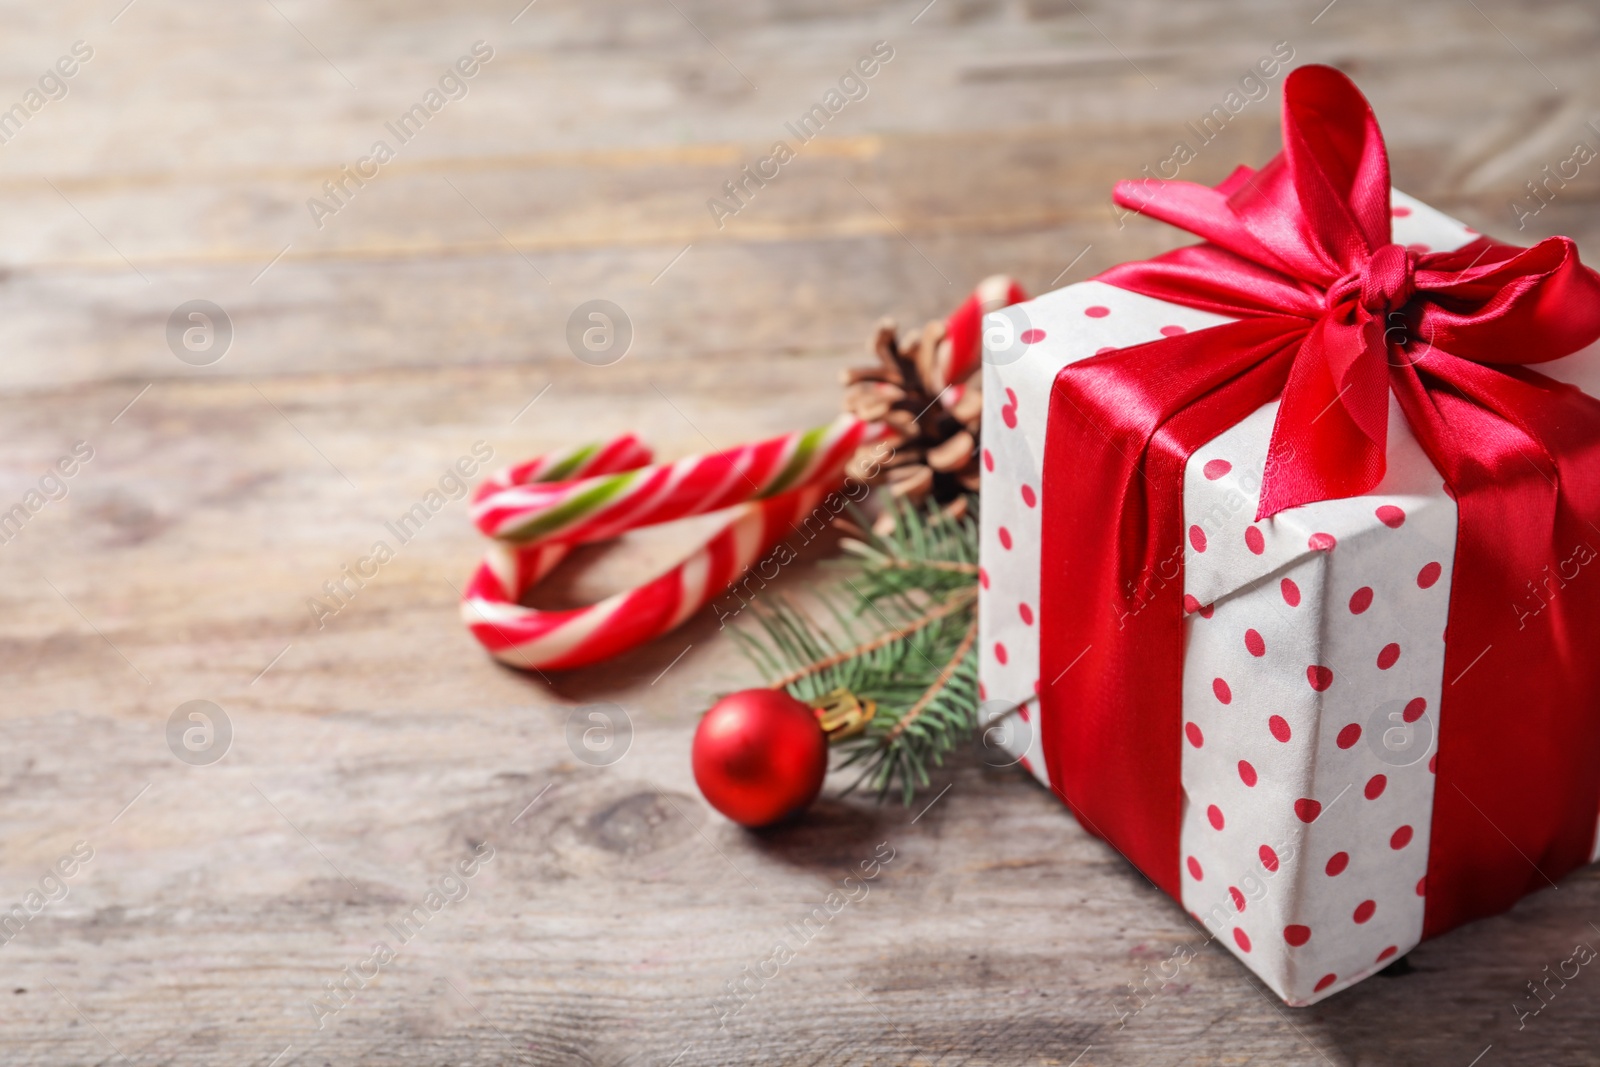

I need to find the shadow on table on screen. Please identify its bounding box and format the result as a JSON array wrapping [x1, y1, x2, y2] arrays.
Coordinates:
[[739, 750, 982, 877], [1291, 865, 1600, 1066]]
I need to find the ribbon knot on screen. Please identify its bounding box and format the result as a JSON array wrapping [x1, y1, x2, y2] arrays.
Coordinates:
[[1357, 243, 1416, 316], [1325, 244, 1416, 318]]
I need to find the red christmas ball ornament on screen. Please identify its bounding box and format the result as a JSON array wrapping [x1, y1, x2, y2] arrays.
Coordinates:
[[692, 688, 828, 827]]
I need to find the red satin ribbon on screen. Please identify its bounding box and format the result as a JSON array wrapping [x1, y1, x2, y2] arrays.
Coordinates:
[[1039, 64, 1600, 937]]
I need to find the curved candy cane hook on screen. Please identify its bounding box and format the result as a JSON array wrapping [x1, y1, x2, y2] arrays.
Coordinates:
[[461, 415, 887, 671]]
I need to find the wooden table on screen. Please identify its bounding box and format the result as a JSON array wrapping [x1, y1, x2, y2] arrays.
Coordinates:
[[3, 1, 1598, 1063]]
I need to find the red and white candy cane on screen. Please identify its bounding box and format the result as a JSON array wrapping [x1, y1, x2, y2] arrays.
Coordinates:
[[938, 274, 1029, 396], [460, 275, 1026, 672], [461, 415, 887, 671]]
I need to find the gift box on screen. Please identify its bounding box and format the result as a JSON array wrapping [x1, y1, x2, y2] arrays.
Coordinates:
[[977, 65, 1600, 1005]]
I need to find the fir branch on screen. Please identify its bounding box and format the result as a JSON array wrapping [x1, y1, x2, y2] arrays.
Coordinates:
[[731, 495, 983, 804], [763, 586, 976, 692], [883, 616, 979, 745]]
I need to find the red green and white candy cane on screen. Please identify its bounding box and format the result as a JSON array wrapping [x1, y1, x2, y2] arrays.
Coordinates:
[[461, 416, 887, 671]]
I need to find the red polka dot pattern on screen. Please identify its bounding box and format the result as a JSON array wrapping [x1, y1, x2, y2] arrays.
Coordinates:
[[1203, 459, 1232, 480], [1185, 722, 1204, 748], [1233, 928, 1251, 952], [1238, 760, 1257, 787], [1207, 804, 1225, 830], [1244, 629, 1265, 657], [1259, 845, 1279, 872], [1365, 774, 1387, 800], [1020, 328, 1046, 343], [1353, 900, 1376, 924], [1418, 561, 1442, 588], [1084, 305, 1110, 318], [1336, 723, 1361, 749], [1377, 643, 1401, 670], [1245, 526, 1265, 554], [1281, 578, 1301, 606], [1187, 856, 1203, 880], [1325, 851, 1348, 876], [1349, 587, 1373, 614], [1284, 925, 1311, 947], [1269, 715, 1291, 743]]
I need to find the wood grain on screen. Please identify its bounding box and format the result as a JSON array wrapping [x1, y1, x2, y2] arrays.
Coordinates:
[[1, 0, 1599, 1063]]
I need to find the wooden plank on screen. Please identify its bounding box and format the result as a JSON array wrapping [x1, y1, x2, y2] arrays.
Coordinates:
[[1, 0, 1599, 1063]]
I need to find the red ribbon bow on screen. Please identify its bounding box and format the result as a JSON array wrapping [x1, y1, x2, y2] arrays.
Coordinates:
[[1039, 64, 1600, 937], [1105, 65, 1600, 518]]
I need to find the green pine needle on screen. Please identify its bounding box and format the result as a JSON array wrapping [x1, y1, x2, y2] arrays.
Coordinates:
[[730, 495, 981, 804]]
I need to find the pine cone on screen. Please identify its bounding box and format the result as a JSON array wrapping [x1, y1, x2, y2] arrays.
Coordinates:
[[842, 276, 1022, 533], [841, 319, 982, 537]]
